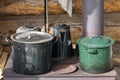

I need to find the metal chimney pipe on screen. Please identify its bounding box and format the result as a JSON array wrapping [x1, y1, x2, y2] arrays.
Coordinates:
[[44, 0, 49, 33], [83, 0, 104, 37]]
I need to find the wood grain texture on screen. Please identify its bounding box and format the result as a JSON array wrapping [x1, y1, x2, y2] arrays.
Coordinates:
[[0, 52, 8, 80], [113, 55, 120, 66], [0, 48, 3, 58], [0, 13, 119, 44], [0, 0, 119, 15], [48, 26, 120, 44]]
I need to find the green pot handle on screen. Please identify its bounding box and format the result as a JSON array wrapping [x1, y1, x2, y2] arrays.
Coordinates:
[[86, 49, 98, 54]]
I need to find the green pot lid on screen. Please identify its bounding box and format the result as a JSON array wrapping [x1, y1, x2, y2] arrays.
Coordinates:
[[80, 36, 115, 48], [54, 22, 70, 30]]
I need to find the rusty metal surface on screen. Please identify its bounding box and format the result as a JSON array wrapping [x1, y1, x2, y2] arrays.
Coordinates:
[[4, 77, 115, 80], [3, 53, 116, 78]]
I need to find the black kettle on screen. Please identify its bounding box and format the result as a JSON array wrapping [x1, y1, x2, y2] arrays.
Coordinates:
[[52, 23, 73, 60]]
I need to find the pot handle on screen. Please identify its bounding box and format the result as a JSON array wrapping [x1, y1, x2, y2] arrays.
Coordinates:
[[86, 49, 98, 54], [5, 37, 13, 45], [52, 36, 58, 45]]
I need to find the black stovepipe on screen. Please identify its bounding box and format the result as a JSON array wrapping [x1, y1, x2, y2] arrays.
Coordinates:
[[44, 0, 48, 32]]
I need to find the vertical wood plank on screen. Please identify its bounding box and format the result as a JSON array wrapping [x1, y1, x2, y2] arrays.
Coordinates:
[[0, 52, 8, 80]]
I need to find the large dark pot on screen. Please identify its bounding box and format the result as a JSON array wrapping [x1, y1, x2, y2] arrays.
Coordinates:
[[10, 31, 54, 75]]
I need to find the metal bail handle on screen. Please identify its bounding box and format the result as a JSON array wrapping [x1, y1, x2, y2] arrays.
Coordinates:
[[52, 36, 58, 45]]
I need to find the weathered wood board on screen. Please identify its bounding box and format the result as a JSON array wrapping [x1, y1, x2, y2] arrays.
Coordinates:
[[0, 48, 3, 58], [0, 0, 120, 15], [0, 13, 119, 44], [0, 52, 8, 80]]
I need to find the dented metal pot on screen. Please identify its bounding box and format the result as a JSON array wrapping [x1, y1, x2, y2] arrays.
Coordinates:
[[9, 31, 54, 75], [78, 36, 115, 73], [16, 24, 41, 33]]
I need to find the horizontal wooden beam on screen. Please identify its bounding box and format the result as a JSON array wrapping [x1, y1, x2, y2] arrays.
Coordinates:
[[0, 0, 120, 15]]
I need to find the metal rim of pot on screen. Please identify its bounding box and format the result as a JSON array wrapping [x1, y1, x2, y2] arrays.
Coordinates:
[[10, 31, 54, 44], [79, 36, 115, 48], [16, 24, 41, 33], [19, 26, 36, 31]]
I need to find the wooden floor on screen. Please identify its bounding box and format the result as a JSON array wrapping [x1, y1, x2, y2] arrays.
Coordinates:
[[0, 13, 120, 80]]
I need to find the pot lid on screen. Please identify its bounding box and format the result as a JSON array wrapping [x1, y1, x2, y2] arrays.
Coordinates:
[[80, 36, 115, 48], [20, 24, 40, 30], [11, 31, 53, 44], [54, 22, 70, 30]]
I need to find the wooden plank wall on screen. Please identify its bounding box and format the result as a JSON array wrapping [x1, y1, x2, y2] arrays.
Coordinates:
[[0, 13, 119, 59], [0, 13, 120, 43], [0, 0, 119, 15]]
